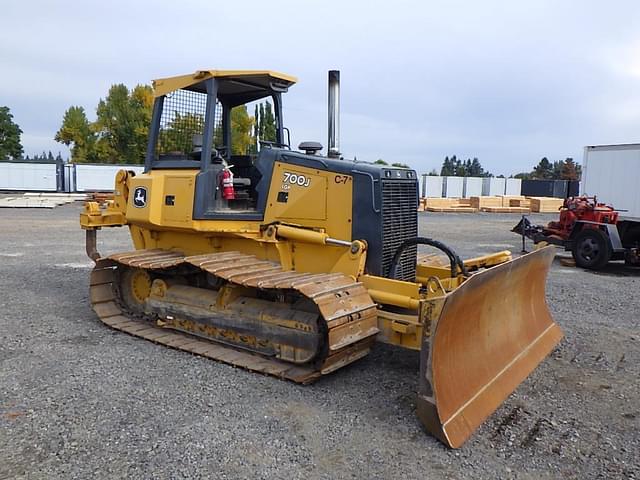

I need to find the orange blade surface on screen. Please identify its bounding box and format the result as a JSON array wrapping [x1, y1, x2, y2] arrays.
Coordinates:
[[417, 246, 562, 448]]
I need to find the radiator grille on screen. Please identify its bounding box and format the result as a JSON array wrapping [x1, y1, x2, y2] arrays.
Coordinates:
[[381, 180, 418, 281]]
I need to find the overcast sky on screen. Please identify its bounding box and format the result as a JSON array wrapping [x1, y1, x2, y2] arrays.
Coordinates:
[[2, 0, 639, 175]]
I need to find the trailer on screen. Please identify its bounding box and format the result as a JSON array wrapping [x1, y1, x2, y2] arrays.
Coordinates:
[[513, 144, 640, 269]]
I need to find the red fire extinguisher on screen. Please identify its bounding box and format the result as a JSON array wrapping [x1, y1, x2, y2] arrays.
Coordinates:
[[221, 167, 235, 200]]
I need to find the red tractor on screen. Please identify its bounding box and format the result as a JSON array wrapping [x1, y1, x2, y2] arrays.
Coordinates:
[[513, 196, 640, 269]]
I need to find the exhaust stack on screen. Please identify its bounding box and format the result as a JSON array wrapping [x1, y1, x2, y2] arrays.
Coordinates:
[[327, 70, 340, 158]]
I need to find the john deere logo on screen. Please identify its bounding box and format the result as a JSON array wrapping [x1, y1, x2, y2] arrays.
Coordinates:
[[133, 187, 147, 208]]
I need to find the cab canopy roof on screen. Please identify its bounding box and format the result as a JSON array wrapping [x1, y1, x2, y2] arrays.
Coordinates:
[[152, 70, 297, 105]]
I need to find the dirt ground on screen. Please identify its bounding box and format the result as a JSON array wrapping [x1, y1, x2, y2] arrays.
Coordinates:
[[0, 205, 638, 479]]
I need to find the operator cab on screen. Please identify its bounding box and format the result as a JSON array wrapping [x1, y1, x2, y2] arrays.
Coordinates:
[[145, 70, 296, 217]]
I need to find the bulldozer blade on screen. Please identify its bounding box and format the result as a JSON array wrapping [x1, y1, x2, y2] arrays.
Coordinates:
[[416, 246, 562, 448]]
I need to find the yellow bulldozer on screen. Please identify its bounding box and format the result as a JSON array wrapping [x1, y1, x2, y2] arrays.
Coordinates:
[[80, 69, 562, 448]]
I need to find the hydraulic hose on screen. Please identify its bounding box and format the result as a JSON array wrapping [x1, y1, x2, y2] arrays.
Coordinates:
[[388, 237, 468, 279]]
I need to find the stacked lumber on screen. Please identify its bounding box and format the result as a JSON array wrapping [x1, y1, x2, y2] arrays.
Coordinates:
[[509, 198, 531, 208], [425, 198, 457, 208], [419, 195, 563, 214], [499, 195, 526, 207], [424, 197, 478, 213], [427, 206, 478, 213], [90, 192, 115, 203], [470, 196, 502, 209], [528, 197, 564, 213], [474, 195, 531, 213], [481, 206, 531, 213]]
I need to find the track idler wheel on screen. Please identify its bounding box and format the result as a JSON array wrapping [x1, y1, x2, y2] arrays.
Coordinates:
[[118, 267, 152, 314]]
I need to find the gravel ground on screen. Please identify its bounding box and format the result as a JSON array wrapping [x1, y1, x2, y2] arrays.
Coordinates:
[[0, 205, 638, 479]]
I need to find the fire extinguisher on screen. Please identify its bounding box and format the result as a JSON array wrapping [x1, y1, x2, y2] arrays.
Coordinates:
[[221, 166, 235, 200]]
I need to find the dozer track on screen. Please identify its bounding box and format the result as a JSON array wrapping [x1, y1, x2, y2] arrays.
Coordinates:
[[89, 250, 379, 383]]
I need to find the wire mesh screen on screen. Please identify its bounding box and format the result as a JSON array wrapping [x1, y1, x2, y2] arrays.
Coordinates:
[[156, 89, 222, 157]]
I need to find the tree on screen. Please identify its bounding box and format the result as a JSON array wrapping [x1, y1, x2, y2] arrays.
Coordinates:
[[23, 151, 65, 162], [469, 157, 489, 176], [374, 159, 388, 165], [514, 172, 532, 180], [93, 84, 153, 163], [55, 106, 95, 162], [532, 157, 554, 179], [462, 158, 472, 176], [440, 156, 455, 175], [250, 100, 278, 152], [56, 84, 152, 164], [261, 102, 277, 142], [440, 155, 490, 176], [524, 156, 582, 180], [229, 105, 255, 155], [427, 168, 439, 176], [561, 157, 579, 180], [250, 104, 260, 153], [160, 112, 205, 154], [0, 106, 23, 160], [391, 162, 410, 168]]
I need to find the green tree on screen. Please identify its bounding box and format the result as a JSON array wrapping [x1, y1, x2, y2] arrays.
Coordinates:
[[56, 84, 152, 164], [441, 155, 490, 176], [93, 84, 153, 163], [250, 104, 260, 154], [374, 159, 388, 165], [551, 160, 564, 179], [460, 158, 472, 176], [452, 156, 461, 175], [440, 156, 454, 175], [26, 151, 64, 162], [260, 102, 276, 142], [55, 106, 95, 162], [391, 162, 410, 168], [532, 157, 554, 179], [249, 100, 278, 150], [514, 172, 532, 180], [469, 157, 491, 176], [211, 106, 256, 155], [159, 112, 205, 154], [229, 105, 255, 155], [0, 106, 24, 160]]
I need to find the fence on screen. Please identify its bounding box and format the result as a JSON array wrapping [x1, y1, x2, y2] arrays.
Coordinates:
[[420, 176, 524, 198], [420, 176, 582, 199], [1, 162, 579, 199], [74, 164, 144, 191], [520, 179, 580, 198], [0, 161, 144, 192], [0, 162, 59, 191]]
